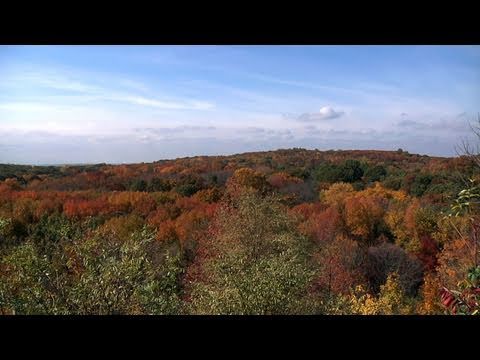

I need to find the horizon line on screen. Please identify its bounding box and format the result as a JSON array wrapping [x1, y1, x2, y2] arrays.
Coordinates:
[[0, 147, 456, 167]]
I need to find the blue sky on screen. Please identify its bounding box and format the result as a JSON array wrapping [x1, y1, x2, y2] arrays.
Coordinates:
[[0, 45, 479, 164]]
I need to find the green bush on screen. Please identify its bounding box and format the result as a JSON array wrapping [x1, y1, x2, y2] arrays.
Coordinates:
[[0, 227, 184, 315]]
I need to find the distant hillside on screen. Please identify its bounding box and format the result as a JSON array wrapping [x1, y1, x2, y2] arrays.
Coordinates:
[[0, 148, 475, 203]]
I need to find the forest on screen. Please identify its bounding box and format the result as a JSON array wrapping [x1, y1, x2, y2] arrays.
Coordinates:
[[1, 146, 479, 315]]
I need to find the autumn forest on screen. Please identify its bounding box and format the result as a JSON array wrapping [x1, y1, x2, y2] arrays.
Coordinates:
[[1, 145, 479, 315]]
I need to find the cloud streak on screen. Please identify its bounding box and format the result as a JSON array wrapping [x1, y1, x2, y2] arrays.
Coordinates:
[[0, 64, 215, 112], [117, 96, 214, 110]]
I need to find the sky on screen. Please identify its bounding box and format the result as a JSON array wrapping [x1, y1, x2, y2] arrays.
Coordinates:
[[0, 45, 479, 164]]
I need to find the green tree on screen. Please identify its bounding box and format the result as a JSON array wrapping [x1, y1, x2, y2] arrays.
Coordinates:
[[340, 160, 364, 183], [364, 165, 387, 183], [147, 177, 173, 192], [409, 174, 433, 197], [314, 163, 342, 183], [189, 193, 314, 314], [130, 179, 147, 192]]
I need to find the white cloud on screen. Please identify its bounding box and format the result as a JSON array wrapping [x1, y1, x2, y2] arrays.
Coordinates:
[[287, 106, 345, 122]]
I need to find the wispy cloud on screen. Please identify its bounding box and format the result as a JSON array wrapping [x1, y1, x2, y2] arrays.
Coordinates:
[[397, 117, 470, 133], [0, 102, 67, 112], [0, 64, 215, 112], [134, 126, 217, 136], [117, 96, 214, 110]]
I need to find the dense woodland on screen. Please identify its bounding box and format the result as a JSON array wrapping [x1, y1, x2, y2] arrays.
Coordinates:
[[1, 147, 479, 315]]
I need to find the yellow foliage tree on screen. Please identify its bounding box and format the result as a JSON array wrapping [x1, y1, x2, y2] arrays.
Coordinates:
[[320, 182, 354, 208], [348, 285, 379, 315], [361, 182, 408, 202], [348, 272, 414, 315], [344, 194, 386, 246], [376, 272, 414, 315]]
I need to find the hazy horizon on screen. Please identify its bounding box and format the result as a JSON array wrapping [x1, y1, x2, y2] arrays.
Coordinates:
[[0, 146, 458, 167], [1, 45, 479, 164]]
